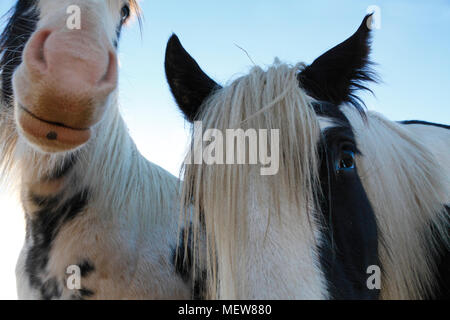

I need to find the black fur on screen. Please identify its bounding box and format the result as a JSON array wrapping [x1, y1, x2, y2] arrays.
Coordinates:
[[315, 104, 380, 300], [280, 16, 382, 298], [79, 259, 95, 277], [165, 34, 221, 122], [172, 226, 206, 300], [400, 120, 450, 130], [298, 14, 377, 111], [312, 101, 351, 123], [0, 0, 39, 104], [165, 16, 377, 122], [25, 190, 89, 299]]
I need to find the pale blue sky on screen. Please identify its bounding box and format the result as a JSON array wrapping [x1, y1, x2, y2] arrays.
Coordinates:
[[0, 0, 449, 174]]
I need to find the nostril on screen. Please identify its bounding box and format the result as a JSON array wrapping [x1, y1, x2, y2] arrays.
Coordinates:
[[25, 29, 52, 74], [99, 51, 118, 87]]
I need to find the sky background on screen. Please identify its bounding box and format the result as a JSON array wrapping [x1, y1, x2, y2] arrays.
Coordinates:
[[0, 0, 449, 299]]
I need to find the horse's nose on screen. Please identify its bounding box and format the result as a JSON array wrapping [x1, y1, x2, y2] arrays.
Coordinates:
[[20, 28, 118, 129], [14, 28, 118, 152], [25, 28, 118, 93]]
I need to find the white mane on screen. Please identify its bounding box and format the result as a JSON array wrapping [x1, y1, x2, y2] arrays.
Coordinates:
[[182, 61, 326, 299]]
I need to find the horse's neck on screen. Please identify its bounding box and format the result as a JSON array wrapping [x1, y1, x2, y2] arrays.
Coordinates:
[[402, 123, 450, 204], [344, 107, 449, 299], [0, 101, 179, 226]]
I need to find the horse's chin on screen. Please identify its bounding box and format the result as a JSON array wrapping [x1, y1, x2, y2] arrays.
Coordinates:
[[15, 104, 92, 154]]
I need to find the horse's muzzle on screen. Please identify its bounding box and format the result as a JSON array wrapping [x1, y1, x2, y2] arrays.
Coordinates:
[[13, 27, 118, 152]]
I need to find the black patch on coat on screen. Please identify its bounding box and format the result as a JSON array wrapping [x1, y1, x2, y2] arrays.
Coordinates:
[[0, 0, 39, 104], [79, 259, 95, 277], [312, 101, 352, 123], [400, 120, 450, 130], [25, 189, 90, 299], [293, 16, 380, 299], [172, 226, 206, 300], [315, 107, 380, 300]]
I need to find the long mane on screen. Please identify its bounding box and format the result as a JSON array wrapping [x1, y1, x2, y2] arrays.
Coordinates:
[[182, 61, 324, 298]]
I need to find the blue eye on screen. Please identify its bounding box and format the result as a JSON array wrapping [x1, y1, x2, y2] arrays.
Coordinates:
[[336, 150, 355, 171]]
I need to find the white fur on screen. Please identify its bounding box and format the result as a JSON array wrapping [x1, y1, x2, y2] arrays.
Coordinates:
[[182, 62, 327, 299], [343, 107, 449, 299], [1, 0, 191, 299]]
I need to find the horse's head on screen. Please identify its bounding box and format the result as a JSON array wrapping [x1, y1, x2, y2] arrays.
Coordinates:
[[0, 0, 140, 153], [166, 16, 381, 299]]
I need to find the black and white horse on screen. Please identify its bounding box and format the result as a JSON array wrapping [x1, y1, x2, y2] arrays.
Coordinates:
[[0, 0, 192, 299], [165, 15, 449, 299]]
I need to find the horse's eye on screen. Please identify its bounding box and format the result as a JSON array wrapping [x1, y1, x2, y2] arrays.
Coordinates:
[[121, 5, 131, 22], [336, 150, 355, 172]]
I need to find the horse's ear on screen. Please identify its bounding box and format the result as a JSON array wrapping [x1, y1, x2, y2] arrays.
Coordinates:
[[165, 34, 221, 122], [298, 15, 377, 108]]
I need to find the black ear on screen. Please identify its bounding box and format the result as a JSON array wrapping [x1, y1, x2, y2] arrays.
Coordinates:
[[298, 15, 377, 109], [165, 34, 221, 122]]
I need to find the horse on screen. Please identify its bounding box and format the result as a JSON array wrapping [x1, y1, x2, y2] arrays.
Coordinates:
[[165, 15, 450, 299], [0, 0, 192, 299]]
